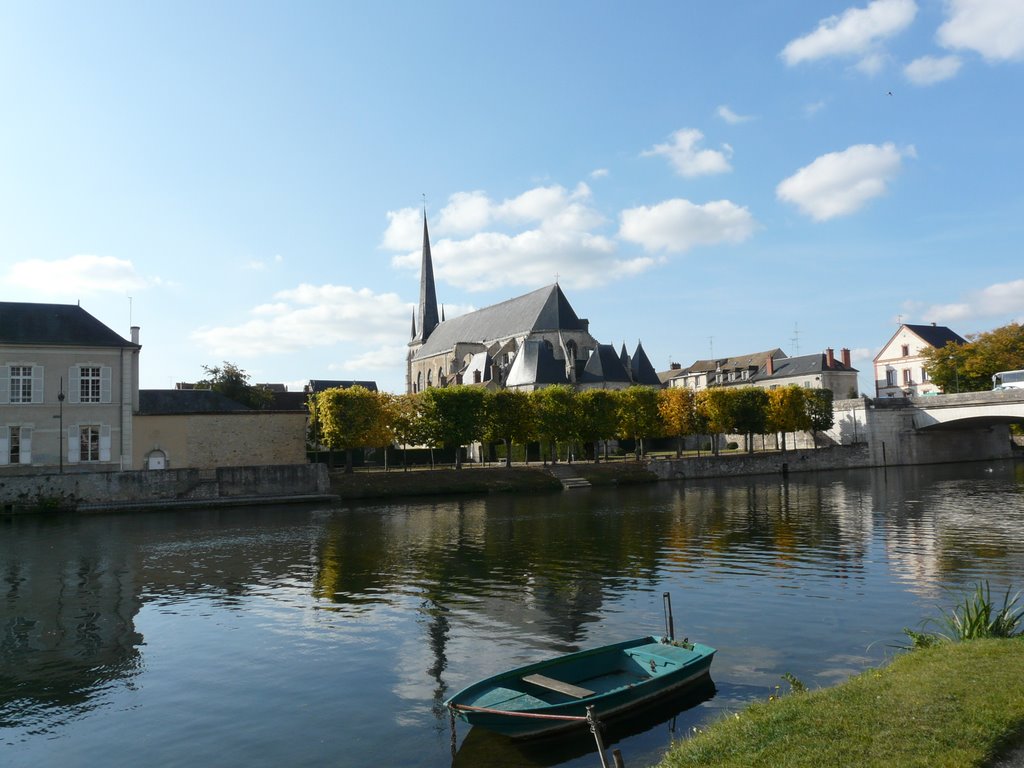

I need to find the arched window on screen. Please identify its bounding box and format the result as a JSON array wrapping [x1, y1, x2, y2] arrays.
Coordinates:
[[543, 340, 554, 354], [438, 367, 444, 385], [566, 340, 578, 360], [427, 369, 433, 387], [416, 371, 423, 392]]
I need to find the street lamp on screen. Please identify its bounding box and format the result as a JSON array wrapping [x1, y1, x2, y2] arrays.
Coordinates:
[[57, 378, 65, 474]]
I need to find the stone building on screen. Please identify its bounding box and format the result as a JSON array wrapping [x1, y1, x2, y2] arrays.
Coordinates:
[[406, 215, 661, 393]]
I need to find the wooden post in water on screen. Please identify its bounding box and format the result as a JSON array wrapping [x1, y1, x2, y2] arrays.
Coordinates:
[[663, 592, 675, 641], [586, 706, 610, 768]]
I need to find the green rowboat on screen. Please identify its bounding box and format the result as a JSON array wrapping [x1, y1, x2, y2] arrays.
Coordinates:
[[445, 635, 715, 738]]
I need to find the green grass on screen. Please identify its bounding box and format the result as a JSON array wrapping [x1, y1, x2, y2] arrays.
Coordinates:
[[660, 639, 1024, 768]]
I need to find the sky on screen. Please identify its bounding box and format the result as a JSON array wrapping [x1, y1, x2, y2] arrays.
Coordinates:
[[2, 0, 1022, 396]]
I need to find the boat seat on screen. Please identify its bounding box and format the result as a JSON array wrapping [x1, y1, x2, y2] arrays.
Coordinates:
[[522, 673, 595, 699]]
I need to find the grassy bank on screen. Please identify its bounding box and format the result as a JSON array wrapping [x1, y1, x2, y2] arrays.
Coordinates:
[[661, 638, 1024, 768], [327, 461, 658, 500]]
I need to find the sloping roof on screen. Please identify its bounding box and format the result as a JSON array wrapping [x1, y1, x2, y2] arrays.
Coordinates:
[[306, 380, 378, 393], [753, 353, 858, 382], [630, 341, 661, 386], [504, 339, 568, 387], [904, 324, 967, 349], [138, 389, 250, 415], [413, 284, 586, 360], [0, 302, 137, 348], [683, 348, 786, 374], [579, 344, 631, 384]]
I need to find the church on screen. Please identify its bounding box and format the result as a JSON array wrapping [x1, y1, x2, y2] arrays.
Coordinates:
[[406, 216, 661, 394]]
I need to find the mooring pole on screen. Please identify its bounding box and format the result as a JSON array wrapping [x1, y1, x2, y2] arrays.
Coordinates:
[[663, 592, 675, 641]]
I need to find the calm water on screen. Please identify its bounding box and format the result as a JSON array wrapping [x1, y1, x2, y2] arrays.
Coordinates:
[[3, 462, 1024, 768]]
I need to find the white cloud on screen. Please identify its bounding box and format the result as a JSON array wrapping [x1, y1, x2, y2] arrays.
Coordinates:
[[804, 100, 827, 117], [938, 0, 1024, 62], [716, 105, 754, 124], [904, 54, 963, 84], [5, 254, 153, 298], [618, 199, 756, 253], [641, 129, 732, 177], [781, 0, 917, 68], [776, 142, 911, 220], [330, 345, 412, 373], [590, 168, 610, 179], [386, 182, 656, 291], [854, 51, 889, 75], [381, 207, 423, 251], [190, 284, 411, 356], [924, 279, 1024, 323]]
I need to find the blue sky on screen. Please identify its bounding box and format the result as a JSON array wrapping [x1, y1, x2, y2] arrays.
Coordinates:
[[2, 0, 1022, 395]]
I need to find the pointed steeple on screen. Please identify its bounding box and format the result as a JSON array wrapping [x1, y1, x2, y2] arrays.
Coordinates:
[[413, 212, 440, 344], [410, 308, 417, 340], [630, 341, 661, 386]]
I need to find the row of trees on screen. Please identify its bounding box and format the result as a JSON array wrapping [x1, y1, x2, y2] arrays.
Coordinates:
[[921, 322, 1024, 393], [310, 383, 835, 473]]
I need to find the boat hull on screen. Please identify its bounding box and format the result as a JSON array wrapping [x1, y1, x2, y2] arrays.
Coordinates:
[[445, 636, 715, 738]]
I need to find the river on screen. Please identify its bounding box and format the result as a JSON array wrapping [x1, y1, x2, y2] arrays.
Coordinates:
[[2, 461, 1023, 768]]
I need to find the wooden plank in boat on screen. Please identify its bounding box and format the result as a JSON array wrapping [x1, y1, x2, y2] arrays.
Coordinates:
[[522, 673, 595, 699]]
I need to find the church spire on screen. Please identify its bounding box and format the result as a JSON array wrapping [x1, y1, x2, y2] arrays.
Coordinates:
[[414, 210, 440, 343]]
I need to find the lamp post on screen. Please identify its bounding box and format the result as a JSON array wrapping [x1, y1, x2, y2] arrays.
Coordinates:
[[57, 378, 65, 474]]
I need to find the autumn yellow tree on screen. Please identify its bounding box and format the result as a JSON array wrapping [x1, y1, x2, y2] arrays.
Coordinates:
[[658, 387, 697, 457]]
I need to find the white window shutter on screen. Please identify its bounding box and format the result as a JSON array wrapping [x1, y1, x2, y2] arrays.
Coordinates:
[[68, 427, 80, 464], [100, 366, 112, 403], [20, 426, 31, 464], [69, 366, 81, 404], [99, 424, 111, 461], [0, 427, 8, 465], [31, 366, 44, 404], [0, 366, 9, 404]]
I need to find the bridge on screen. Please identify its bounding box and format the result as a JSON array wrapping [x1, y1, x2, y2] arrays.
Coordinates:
[[908, 390, 1024, 430]]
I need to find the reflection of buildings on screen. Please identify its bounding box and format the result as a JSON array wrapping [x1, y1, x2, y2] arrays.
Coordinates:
[[0, 529, 143, 721]]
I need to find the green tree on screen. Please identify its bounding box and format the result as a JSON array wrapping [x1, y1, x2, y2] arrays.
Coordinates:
[[616, 386, 662, 459], [577, 389, 620, 462], [805, 389, 835, 448], [733, 387, 769, 453], [922, 322, 1024, 393], [390, 393, 426, 470], [197, 361, 273, 409], [315, 385, 385, 473], [658, 387, 698, 457], [696, 387, 736, 456], [420, 386, 486, 469], [530, 385, 577, 464], [485, 389, 534, 467]]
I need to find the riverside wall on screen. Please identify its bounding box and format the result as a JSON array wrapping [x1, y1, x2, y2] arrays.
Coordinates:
[[0, 463, 331, 513], [646, 444, 873, 481]]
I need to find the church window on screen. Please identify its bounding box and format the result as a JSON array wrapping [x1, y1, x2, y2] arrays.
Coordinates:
[[566, 340, 578, 360], [437, 368, 444, 385], [427, 370, 433, 387], [416, 372, 423, 392]]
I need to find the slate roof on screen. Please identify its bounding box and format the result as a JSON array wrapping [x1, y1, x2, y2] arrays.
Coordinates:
[[579, 344, 631, 384], [504, 339, 568, 387], [413, 284, 586, 360], [139, 389, 251, 415], [681, 348, 786, 375], [630, 342, 662, 386], [903, 324, 967, 349], [0, 302, 137, 348], [753, 353, 857, 383]]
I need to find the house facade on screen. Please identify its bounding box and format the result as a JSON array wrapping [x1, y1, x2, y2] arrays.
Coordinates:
[[1, 302, 140, 472], [665, 347, 857, 398], [873, 323, 966, 398]]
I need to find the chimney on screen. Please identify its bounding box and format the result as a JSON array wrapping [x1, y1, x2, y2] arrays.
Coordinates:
[[766, 356, 774, 375], [670, 362, 681, 370], [131, 326, 140, 345], [841, 348, 851, 368], [826, 347, 835, 368]]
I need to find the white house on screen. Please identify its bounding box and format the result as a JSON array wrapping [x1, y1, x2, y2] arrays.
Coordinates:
[[873, 323, 966, 398]]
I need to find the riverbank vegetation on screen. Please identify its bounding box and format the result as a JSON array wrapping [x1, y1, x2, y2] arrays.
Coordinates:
[[660, 583, 1024, 768], [922, 321, 1024, 393], [310, 383, 834, 472]]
